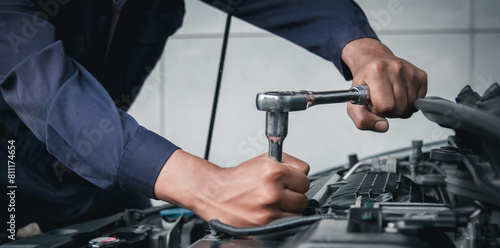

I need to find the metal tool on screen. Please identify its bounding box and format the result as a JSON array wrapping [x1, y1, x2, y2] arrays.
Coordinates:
[[256, 85, 370, 162]]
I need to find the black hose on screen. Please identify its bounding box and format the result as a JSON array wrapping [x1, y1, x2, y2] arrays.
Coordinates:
[[209, 214, 335, 236]]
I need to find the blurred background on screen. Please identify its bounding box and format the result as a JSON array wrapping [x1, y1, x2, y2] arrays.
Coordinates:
[[128, 0, 500, 179]]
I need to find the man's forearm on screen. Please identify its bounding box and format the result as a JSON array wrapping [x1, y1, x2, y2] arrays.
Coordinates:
[[154, 149, 222, 213]]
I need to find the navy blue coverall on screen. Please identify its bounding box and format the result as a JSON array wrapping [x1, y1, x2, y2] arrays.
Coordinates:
[[0, 0, 377, 235]]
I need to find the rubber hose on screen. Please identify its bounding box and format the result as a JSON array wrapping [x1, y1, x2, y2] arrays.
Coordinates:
[[209, 214, 334, 236]]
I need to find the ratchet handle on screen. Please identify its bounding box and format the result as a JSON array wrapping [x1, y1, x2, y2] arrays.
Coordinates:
[[256, 85, 370, 113]]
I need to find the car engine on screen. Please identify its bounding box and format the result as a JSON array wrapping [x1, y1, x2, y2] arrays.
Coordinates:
[[2, 83, 500, 248]]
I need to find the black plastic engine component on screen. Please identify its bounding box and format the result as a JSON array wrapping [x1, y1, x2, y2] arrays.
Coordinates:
[[416, 83, 500, 205], [328, 171, 424, 209], [347, 208, 382, 233]]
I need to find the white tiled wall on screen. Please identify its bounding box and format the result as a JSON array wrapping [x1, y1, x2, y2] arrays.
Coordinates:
[[475, 0, 500, 29], [129, 0, 500, 179], [473, 34, 500, 94]]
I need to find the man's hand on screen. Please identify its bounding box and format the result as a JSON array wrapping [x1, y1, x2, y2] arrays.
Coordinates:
[[154, 150, 310, 227], [342, 38, 427, 132]]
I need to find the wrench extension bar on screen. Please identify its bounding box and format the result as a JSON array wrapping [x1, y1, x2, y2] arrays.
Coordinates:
[[256, 85, 370, 113]]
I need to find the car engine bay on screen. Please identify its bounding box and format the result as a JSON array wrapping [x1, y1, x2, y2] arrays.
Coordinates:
[[2, 83, 500, 248]]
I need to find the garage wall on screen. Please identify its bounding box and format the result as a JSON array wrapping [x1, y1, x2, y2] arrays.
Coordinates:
[[128, 0, 500, 178]]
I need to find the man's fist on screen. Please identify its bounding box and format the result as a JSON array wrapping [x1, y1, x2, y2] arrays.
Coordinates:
[[154, 150, 310, 228], [342, 38, 428, 132], [202, 153, 310, 227]]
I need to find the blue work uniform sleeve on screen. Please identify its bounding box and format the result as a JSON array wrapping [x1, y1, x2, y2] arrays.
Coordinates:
[[204, 0, 378, 80], [0, 5, 178, 198]]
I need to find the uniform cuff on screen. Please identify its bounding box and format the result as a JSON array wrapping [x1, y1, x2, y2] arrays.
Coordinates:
[[327, 21, 379, 81], [118, 127, 179, 198]]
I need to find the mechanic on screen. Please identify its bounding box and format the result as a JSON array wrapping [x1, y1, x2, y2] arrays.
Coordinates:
[[0, 0, 426, 238]]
